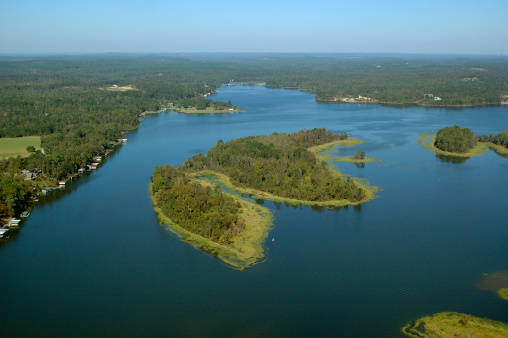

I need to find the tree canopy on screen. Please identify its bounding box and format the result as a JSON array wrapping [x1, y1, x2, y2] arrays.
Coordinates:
[[434, 126, 478, 153]]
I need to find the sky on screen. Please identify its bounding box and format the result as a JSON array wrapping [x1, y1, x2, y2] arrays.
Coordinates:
[[1, 0, 507, 54]]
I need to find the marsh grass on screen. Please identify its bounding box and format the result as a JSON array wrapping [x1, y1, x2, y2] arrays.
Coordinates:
[[417, 133, 489, 157], [0, 136, 41, 158], [488, 143, 508, 157], [497, 288, 508, 301], [401, 312, 508, 337]]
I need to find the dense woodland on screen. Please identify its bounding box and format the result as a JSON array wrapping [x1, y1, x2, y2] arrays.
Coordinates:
[[151, 165, 242, 243], [434, 126, 478, 153], [1, 53, 507, 218], [183, 129, 366, 202]]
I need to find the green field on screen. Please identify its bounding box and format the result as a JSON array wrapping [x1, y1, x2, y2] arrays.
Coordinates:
[[0, 136, 41, 158]]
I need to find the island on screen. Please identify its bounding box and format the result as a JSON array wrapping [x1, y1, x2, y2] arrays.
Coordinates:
[[417, 126, 488, 158], [418, 126, 508, 159], [401, 312, 508, 337], [150, 128, 377, 269]]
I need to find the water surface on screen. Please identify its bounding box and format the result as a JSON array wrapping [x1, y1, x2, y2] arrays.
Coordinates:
[[1, 86, 507, 337]]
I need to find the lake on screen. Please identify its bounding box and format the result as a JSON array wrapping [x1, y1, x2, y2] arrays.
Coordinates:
[[1, 86, 507, 337]]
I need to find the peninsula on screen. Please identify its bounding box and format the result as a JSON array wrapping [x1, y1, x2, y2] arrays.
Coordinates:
[[150, 128, 377, 268]]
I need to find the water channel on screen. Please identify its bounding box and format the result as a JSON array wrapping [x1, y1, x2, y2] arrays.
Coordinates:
[[1, 86, 507, 337]]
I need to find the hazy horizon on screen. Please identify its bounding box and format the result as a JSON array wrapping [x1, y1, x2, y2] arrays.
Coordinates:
[[2, 0, 507, 55]]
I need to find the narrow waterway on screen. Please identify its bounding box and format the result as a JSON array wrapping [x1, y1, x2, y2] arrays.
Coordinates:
[[1, 86, 507, 337]]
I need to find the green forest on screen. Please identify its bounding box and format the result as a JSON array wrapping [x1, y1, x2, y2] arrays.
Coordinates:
[[182, 129, 366, 202], [151, 165, 242, 243], [1, 53, 507, 219]]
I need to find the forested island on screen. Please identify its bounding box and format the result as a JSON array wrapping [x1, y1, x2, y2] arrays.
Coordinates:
[[1, 53, 507, 220], [417, 125, 508, 158], [150, 128, 375, 268]]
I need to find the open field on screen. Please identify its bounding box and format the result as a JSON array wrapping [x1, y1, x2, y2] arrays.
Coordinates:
[[0, 136, 41, 158]]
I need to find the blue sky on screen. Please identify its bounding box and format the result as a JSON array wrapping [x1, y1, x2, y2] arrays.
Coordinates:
[[1, 0, 507, 54]]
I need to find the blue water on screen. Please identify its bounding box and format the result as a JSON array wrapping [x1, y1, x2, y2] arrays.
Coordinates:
[[1, 86, 507, 337]]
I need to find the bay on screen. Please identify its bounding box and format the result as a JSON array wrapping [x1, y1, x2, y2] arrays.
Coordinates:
[[1, 86, 507, 337]]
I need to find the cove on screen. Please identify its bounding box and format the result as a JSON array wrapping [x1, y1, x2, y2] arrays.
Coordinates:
[[1, 85, 507, 337]]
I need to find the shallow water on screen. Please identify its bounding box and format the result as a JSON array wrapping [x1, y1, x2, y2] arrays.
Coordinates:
[[1, 86, 507, 337]]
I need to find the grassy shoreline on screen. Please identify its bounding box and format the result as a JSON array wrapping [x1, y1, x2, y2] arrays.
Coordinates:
[[149, 182, 273, 270], [401, 312, 508, 337], [417, 133, 489, 157]]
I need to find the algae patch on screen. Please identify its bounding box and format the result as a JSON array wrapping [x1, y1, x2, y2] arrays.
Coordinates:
[[401, 312, 508, 337]]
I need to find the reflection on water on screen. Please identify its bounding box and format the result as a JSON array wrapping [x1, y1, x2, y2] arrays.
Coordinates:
[[354, 162, 366, 168], [436, 154, 469, 164]]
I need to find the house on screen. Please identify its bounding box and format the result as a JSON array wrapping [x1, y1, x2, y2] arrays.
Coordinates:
[[434, 97, 442, 101], [21, 211, 30, 218], [21, 169, 38, 181], [118, 138, 127, 143], [59, 180, 66, 186]]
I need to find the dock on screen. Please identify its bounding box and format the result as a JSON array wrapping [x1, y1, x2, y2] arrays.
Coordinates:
[[0, 228, 9, 239]]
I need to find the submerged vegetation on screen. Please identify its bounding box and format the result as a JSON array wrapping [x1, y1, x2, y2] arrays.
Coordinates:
[[402, 312, 508, 337], [476, 271, 508, 301]]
